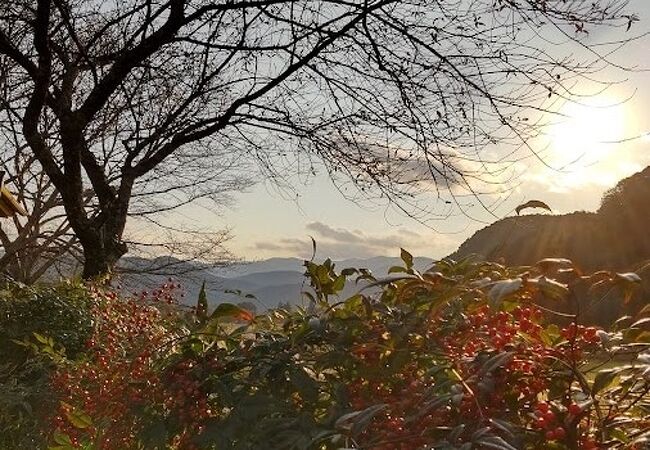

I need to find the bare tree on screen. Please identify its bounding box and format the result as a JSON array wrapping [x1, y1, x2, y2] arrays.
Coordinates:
[[0, 137, 243, 283], [1, 85, 244, 283], [0, 0, 637, 278], [0, 149, 80, 283]]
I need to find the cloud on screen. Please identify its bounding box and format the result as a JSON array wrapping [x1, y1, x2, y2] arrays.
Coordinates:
[[305, 222, 359, 242], [252, 221, 456, 260]]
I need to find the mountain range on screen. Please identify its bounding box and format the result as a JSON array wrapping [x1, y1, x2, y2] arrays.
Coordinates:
[[117, 255, 435, 311], [117, 165, 650, 313]]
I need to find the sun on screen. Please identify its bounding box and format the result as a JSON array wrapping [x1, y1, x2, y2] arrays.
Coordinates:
[[548, 97, 626, 168]]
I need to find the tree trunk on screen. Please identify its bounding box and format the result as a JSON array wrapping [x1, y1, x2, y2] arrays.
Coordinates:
[[79, 226, 128, 279]]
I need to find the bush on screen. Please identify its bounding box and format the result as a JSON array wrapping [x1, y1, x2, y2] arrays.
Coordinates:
[[44, 255, 650, 450], [0, 281, 95, 361], [0, 281, 95, 449]]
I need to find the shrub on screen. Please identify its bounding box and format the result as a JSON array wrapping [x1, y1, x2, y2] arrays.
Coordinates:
[[0, 281, 95, 449], [48, 256, 650, 449], [0, 281, 95, 361], [49, 282, 187, 449]]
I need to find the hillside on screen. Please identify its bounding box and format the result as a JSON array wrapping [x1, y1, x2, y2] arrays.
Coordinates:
[[449, 166, 650, 271]]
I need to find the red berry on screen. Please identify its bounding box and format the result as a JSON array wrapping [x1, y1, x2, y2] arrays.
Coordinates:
[[568, 403, 582, 416], [543, 411, 556, 423]]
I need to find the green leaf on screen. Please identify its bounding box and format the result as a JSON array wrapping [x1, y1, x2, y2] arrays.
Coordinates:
[[540, 324, 561, 346], [475, 436, 519, 450], [400, 248, 414, 270], [289, 367, 319, 402], [480, 352, 513, 375], [534, 276, 569, 300], [197, 281, 208, 322], [209, 303, 254, 322], [487, 279, 522, 303], [61, 402, 93, 429], [388, 266, 407, 274], [53, 432, 74, 446], [33, 332, 49, 344], [592, 369, 619, 395], [139, 417, 169, 449], [609, 428, 629, 443], [335, 404, 387, 437], [332, 274, 346, 293]]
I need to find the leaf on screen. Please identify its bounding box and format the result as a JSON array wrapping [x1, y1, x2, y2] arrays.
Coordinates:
[[616, 272, 642, 284], [197, 281, 208, 322], [475, 436, 519, 450], [388, 266, 408, 274], [309, 236, 317, 261], [341, 267, 358, 276], [592, 369, 619, 395], [470, 277, 492, 288], [540, 324, 561, 346], [209, 303, 254, 322], [487, 279, 522, 302], [480, 352, 513, 375], [489, 419, 515, 438], [332, 274, 346, 293], [138, 418, 169, 449], [612, 316, 633, 331], [630, 317, 650, 329], [61, 402, 93, 429], [52, 432, 74, 446], [33, 332, 49, 345], [615, 272, 642, 303], [289, 367, 319, 402], [449, 424, 466, 441], [536, 258, 573, 273], [302, 291, 316, 305], [515, 200, 552, 215], [533, 276, 569, 300], [335, 404, 387, 437], [400, 248, 414, 270]]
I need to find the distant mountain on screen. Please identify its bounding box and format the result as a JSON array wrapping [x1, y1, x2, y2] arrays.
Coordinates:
[[448, 166, 650, 272], [116, 254, 435, 311], [219, 256, 434, 279], [219, 258, 305, 277]]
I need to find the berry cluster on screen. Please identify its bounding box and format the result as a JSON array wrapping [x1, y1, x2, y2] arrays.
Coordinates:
[[50, 285, 179, 448]]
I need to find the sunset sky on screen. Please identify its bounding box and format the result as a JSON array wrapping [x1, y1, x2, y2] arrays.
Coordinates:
[[140, 0, 650, 262]]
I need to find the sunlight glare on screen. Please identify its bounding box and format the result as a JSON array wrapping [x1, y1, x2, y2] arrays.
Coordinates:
[[549, 98, 626, 167]]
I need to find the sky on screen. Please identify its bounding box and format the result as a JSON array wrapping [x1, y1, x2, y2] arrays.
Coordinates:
[[145, 0, 650, 262]]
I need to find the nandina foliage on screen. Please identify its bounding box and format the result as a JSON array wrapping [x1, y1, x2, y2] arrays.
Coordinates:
[[49, 282, 186, 449], [45, 255, 649, 449]]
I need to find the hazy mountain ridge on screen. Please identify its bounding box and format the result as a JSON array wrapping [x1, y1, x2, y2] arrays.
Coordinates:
[[117, 167, 650, 311], [117, 255, 435, 310]]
